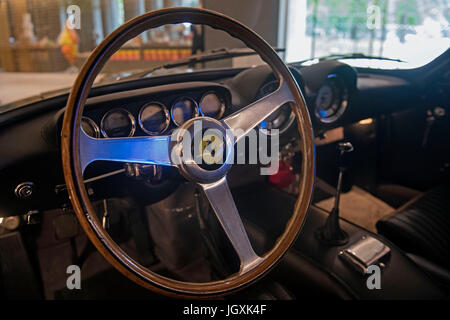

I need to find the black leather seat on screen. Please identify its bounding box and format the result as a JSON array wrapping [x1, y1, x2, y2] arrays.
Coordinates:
[[376, 185, 450, 286]]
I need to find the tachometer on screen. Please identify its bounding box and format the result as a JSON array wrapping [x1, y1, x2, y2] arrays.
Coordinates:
[[138, 102, 170, 135], [100, 108, 136, 138], [170, 97, 199, 126]]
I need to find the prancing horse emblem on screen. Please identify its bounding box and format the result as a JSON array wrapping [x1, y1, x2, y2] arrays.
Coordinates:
[[199, 132, 225, 165]]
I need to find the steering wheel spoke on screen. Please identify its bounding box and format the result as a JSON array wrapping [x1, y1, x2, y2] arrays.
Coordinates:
[[79, 129, 174, 173], [222, 79, 294, 143], [200, 177, 263, 273]]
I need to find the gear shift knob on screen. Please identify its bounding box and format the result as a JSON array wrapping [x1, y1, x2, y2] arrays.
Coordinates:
[[338, 142, 354, 154], [316, 141, 354, 246], [337, 142, 354, 169]]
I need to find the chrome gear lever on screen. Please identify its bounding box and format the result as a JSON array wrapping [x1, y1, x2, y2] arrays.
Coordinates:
[[316, 142, 354, 246]]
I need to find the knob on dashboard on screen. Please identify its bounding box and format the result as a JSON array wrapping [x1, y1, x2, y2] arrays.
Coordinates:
[[14, 182, 35, 199]]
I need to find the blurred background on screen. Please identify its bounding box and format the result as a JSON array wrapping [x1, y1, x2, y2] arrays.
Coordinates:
[[0, 0, 448, 105]]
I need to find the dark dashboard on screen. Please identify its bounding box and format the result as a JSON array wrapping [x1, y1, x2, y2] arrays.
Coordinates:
[[0, 51, 448, 219], [80, 82, 232, 139]]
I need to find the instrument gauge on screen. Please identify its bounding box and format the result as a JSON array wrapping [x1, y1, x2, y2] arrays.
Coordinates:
[[315, 75, 349, 123], [315, 84, 334, 116], [199, 92, 225, 119], [256, 80, 295, 135], [170, 97, 200, 126], [100, 108, 136, 138], [138, 102, 170, 135], [81, 117, 100, 138]]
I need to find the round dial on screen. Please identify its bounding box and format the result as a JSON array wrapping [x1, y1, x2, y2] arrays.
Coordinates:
[[257, 80, 295, 135], [199, 92, 225, 119], [100, 108, 136, 138], [315, 75, 348, 123], [81, 117, 100, 138], [259, 104, 293, 131], [138, 102, 170, 135], [171, 97, 199, 126], [315, 84, 334, 117]]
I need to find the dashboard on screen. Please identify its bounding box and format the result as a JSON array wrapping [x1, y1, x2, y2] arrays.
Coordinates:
[[80, 82, 231, 139], [1, 52, 445, 218]]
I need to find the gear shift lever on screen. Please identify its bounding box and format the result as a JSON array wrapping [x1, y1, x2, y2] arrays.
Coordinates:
[[316, 142, 354, 246]]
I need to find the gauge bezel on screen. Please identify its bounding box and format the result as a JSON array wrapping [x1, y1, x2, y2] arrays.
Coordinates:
[[199, 91, 226, 119], [81, 116, 100, 138], [100, 108, 136, 138], [257, 80, 296, 136], [314, 74, 349, 124], [258, 106, 296, 136], [138, 101, 170, 135], [170, 96, 200, 126]]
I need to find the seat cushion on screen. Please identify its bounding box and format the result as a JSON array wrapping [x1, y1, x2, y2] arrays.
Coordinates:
[[376, 185, 450, 270]]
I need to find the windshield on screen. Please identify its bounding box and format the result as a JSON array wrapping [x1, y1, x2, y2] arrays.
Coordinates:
[[0, 0, 449, 108], [286, 0, 450, 68]]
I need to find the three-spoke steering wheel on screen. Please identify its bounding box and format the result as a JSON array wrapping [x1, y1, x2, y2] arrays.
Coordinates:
[[61, 7, 315, 298]]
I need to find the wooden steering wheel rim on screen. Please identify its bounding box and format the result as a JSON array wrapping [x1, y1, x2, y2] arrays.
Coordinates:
[[61, 7, 315, 298]]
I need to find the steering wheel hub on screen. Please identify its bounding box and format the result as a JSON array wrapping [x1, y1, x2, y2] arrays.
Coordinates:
[[173, 117, 234, 184]]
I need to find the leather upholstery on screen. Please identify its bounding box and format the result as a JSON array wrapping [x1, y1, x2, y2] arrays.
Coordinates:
[[377, 185, 450, 270], [237, 184, 446, 299], [406, 254, 450, 288]]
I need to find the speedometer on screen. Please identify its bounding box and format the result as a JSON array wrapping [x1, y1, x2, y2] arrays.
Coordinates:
[[100, 108, 136, 138]]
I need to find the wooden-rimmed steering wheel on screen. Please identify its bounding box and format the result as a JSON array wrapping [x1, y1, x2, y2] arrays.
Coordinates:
[[61, 7, 315, 298]]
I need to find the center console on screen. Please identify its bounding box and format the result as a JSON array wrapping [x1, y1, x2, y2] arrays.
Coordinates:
[[237, 185, 447, 299]]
